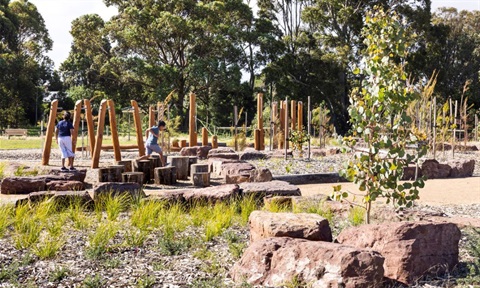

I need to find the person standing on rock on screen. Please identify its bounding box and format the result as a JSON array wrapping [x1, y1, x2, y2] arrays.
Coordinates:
[[55, 111, 76, 171], [139, 120, 166, 166]]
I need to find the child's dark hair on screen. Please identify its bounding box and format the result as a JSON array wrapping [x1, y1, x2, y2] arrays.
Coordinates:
[[158, 120, 166, 127], [63, 111, 71, 121]]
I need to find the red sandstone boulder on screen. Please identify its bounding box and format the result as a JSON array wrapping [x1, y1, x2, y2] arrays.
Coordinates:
[[219, 161, 256, 176], [28, 190, 93, 208], [421, 159, 451, 179], [46, 180, 84, 191], [207, 147, 239, 160], [182, 184, 240, 203], [249, 168, 272, 182], [240, 180, 301, 197], [336, 221, 461, 285], [249, 211, 332, 243], [231, 237, 385, 287], [1, 177, 46, 194], [46, 169, 87, 182], [240, 149, 268, 160], [93, 182, 145, 199], [448, 159, 475, 178], [180, 146, 211, 159], [225, 174, 250, 184]]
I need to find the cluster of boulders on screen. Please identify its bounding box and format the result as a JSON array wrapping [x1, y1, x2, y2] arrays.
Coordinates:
[[403, 159, 475, 180], [231, 207, 461, 287]]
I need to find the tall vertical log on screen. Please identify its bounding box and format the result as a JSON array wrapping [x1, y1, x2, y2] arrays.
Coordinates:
[[148, 106, 155, 138], [72, 100, 82, 153], [297, 101, 303, 131], [285, 97, 289, 159], [272, 101, 278, 149], [212, 135, 218, 148], [257, 93, 264, 150], [84, 99, 95, 154], [131, 100, 145, 156], [41, 100, 58, 165], [307, 96, 311, 160], [189, 93, 197, 147], [92, 99, 107, 169], [291, 100, 297, 131], [108, 99, 121, 162], [202, 127, 208, 146]]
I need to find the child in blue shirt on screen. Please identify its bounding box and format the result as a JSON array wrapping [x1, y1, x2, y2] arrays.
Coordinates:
[[55, 111, 76, 171]]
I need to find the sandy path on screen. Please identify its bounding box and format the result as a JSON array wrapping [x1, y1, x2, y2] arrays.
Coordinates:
[[298, 177, 480, 206]]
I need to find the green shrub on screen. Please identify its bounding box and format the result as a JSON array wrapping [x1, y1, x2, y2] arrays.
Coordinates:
[[0, 205, 14, 237], [157, 235, 194, 256], [82, 274, 106, 288], [32, 235, 65, 259], [86, 222, 119, 258], [49, 266, 70, 282]]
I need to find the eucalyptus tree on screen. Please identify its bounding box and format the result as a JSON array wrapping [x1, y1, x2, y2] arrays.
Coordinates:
[[424, 8, 480, 108], [0, 0, 53, 127], [100, 0, 256, 128]]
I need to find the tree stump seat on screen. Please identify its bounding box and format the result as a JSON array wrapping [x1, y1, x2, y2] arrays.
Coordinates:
[[122, 172, 144, 186], [154, 167, 177, 185]]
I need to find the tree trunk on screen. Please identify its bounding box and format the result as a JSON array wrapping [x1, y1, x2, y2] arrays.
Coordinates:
[[154, 167, 177, 185]]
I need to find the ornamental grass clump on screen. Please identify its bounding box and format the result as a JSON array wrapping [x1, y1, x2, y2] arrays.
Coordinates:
[[334, 7, 426, 224]]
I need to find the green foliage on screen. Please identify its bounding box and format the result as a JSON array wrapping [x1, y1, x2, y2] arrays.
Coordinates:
[[334, 8, 427, 223], [123, 228, 149, 248], [82, 274, 106, 288], [13, 165, 38, 177], [86, 222, 119, 258], [347, 207, 365, 226], [289, 129, 310, 151], [32, 235, 65, 259], [130, 200, 164, 231], [236, 194, 259, 226], [135, 274, 156, 288], [157, 235, 194, 256], [457, 228, 480, 285], [49, 266, 70, 282], [0, 162, 5, 180], [204, 202, 235, 241], [0, 261, 20, 282], [0, 205, 14, 237]]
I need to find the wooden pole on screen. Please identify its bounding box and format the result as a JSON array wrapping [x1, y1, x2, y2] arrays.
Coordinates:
[[92, 99, 107, 168], [108, 99, 122, 162], [234, 105, 238, 151], [148, 106, 155, 138], [307, 96, 311, 160], [84, 99, 95, 155], [71, 100, 82, 153], [257, 93, 264, 150], [41, 100, 58, 165], [272, 101, 278, 149], [475, 114, 478, 142], [202, 127, 208, 146], [189, 93, 197, 147], [131, 100, 145, 156], [290, 100, 296, 131], [453, 100, 458, 157], [297, 101, 303, 131], [285, 97, 288, 160], [433, 97, 436, 160], [279, 101, 285, 149]]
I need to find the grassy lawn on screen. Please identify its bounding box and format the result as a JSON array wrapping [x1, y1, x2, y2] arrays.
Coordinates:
[[0, 136, 141, 150]]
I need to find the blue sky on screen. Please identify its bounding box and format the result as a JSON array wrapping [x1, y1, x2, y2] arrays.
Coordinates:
[[28, 0, 480, 70]]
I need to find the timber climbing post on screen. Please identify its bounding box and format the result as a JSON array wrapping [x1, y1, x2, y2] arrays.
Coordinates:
[[131, 100, 145, 156], [71, 100, 82, 153], [189, 93, 197, 147], [108, 99, 122, 162], [92, 99, 107, 169], [41, 99, 58, 165], [84, 99, 95, 155]]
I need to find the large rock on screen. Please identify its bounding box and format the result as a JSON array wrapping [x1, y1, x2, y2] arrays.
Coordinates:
[[220, 161, 256, 176], [1, 177, 46, 194], [46, 169, 87, 182], [28, 190, 93, 208], [231, 237, 384, 288], [225, 174, 250, 184], [180, 146, 211, 159], [310, 148, 341, 157], [336, 221, 461, 285], [401, 165, 422, 180], [240, 180, 301, 198], [208, 147, 236, 156], [249, 211, 332, 243], [183, 184, 240, 203], [421, 159, 451, 179], [46, 180, 84, 191], [146, 190, 186, 204], [249, 168, 272, 182], [93, 182, 145, 199], [239, 149, 268, 160], [448, 159, 475, 178]]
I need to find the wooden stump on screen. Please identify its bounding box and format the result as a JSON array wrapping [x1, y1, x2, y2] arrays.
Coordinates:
[[192, 172, 210, 187], [148, 156, 161, 179], [122, 172, 144, 186], [98, 165, 124, 182], [190, 164, 209, 179], [115, 160, 133, 173], [137, 160, 151, 183], [167, 156, 189, 180], [154, 167, 177, 185], [188, 156, 198, 176]]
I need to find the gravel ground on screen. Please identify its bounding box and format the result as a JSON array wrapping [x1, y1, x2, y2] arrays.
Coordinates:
[[0, 147, 479, 287]]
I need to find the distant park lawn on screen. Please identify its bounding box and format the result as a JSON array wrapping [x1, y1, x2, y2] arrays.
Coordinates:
[[0, 136, 139, 150]]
